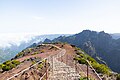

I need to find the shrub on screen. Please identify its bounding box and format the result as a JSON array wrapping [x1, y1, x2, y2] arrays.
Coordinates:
[[3, 60, 11, 64], [16, 52, 24, 58], [38, 63, 43, 69], [75, 48, 110, 75], [74, 57, 87, 64], [76, 52, 81, 55], [75, 47, 81, 50], [28, 48, 32, 52], [79, 54, 85, 58], [0, 64, 2, 69], [116, 74, 120, 80], [91, 62, 110, 75], [2, 65, 11, 71], [9, 64, 15, 69], [32, 52, 38, 55], [79, 77, 94, 80], [32, 61, 36, 65], [78, 58, 87, 64], [87, 56, 97, 63], [40, 50, 44, 53], [79, 77, 88, 80], [12, 60, 20, 65], [0, 60, 20, 71], [0, 64, 5, 69]]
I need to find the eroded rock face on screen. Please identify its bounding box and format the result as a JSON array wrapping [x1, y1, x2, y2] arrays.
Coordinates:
[[82, 41, 96, 57]]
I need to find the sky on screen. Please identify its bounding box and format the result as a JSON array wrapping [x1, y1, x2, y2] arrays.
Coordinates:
[[0, 0, 120, 34]]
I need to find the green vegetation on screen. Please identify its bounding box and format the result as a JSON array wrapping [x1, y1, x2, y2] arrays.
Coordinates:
[[40, 50, 44, 53], [38, 63, 43, 69], [75, 47, 81, 50], [15, 48, 34, 58], [28, 48, 32, 53], [37, 59, 46, 70], [11, 60, 21, 65], [91, 62, 110, 75], [32, 52, 39, 55], [116, 74, 120, 80], [0, 60, 20, 71], [74, 52, 97, 64], [79, 77, 88, 80], [32, 61, 36, 65], [15, 52, 24, 58], [79, 77, 94, 80], [74, 57, 87, 64], [74, 49, 111, 75]]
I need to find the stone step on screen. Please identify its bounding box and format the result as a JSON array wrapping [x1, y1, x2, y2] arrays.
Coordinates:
[[48, 57, 80, 80]]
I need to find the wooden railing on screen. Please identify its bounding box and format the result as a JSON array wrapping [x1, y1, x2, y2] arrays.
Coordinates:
[[7, 44, 65, 80]]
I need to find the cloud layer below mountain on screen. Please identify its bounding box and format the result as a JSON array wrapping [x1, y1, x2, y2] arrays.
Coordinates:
[[0, 33, 39, 48]]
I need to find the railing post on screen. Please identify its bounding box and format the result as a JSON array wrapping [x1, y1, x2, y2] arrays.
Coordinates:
[[87, 62, 89, 80], [52, 56, 54, 75], [45, 59, 48, 80]]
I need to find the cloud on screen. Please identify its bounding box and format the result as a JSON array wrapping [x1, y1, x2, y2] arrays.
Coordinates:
[[0, 33, 38, 47]]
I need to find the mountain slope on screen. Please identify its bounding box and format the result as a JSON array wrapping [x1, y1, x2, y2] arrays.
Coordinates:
[[0, 34, 70, 63], [111, 33, 120, 39], [0, 43, 114, 80], [51, 30, 120, 73]]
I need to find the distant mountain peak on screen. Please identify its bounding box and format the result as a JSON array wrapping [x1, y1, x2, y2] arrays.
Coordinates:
[[44, 38, 52, 43], [100, 31, 105, 33]]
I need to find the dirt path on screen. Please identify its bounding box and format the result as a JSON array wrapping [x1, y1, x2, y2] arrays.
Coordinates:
[[16, 50, 60, 62], [1, 44, 102, 80], [48, 57, 80, 80]]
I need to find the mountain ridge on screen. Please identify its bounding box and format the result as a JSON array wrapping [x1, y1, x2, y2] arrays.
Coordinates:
[[0, 43, 116, 80], [43, 30, 120, 73]]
